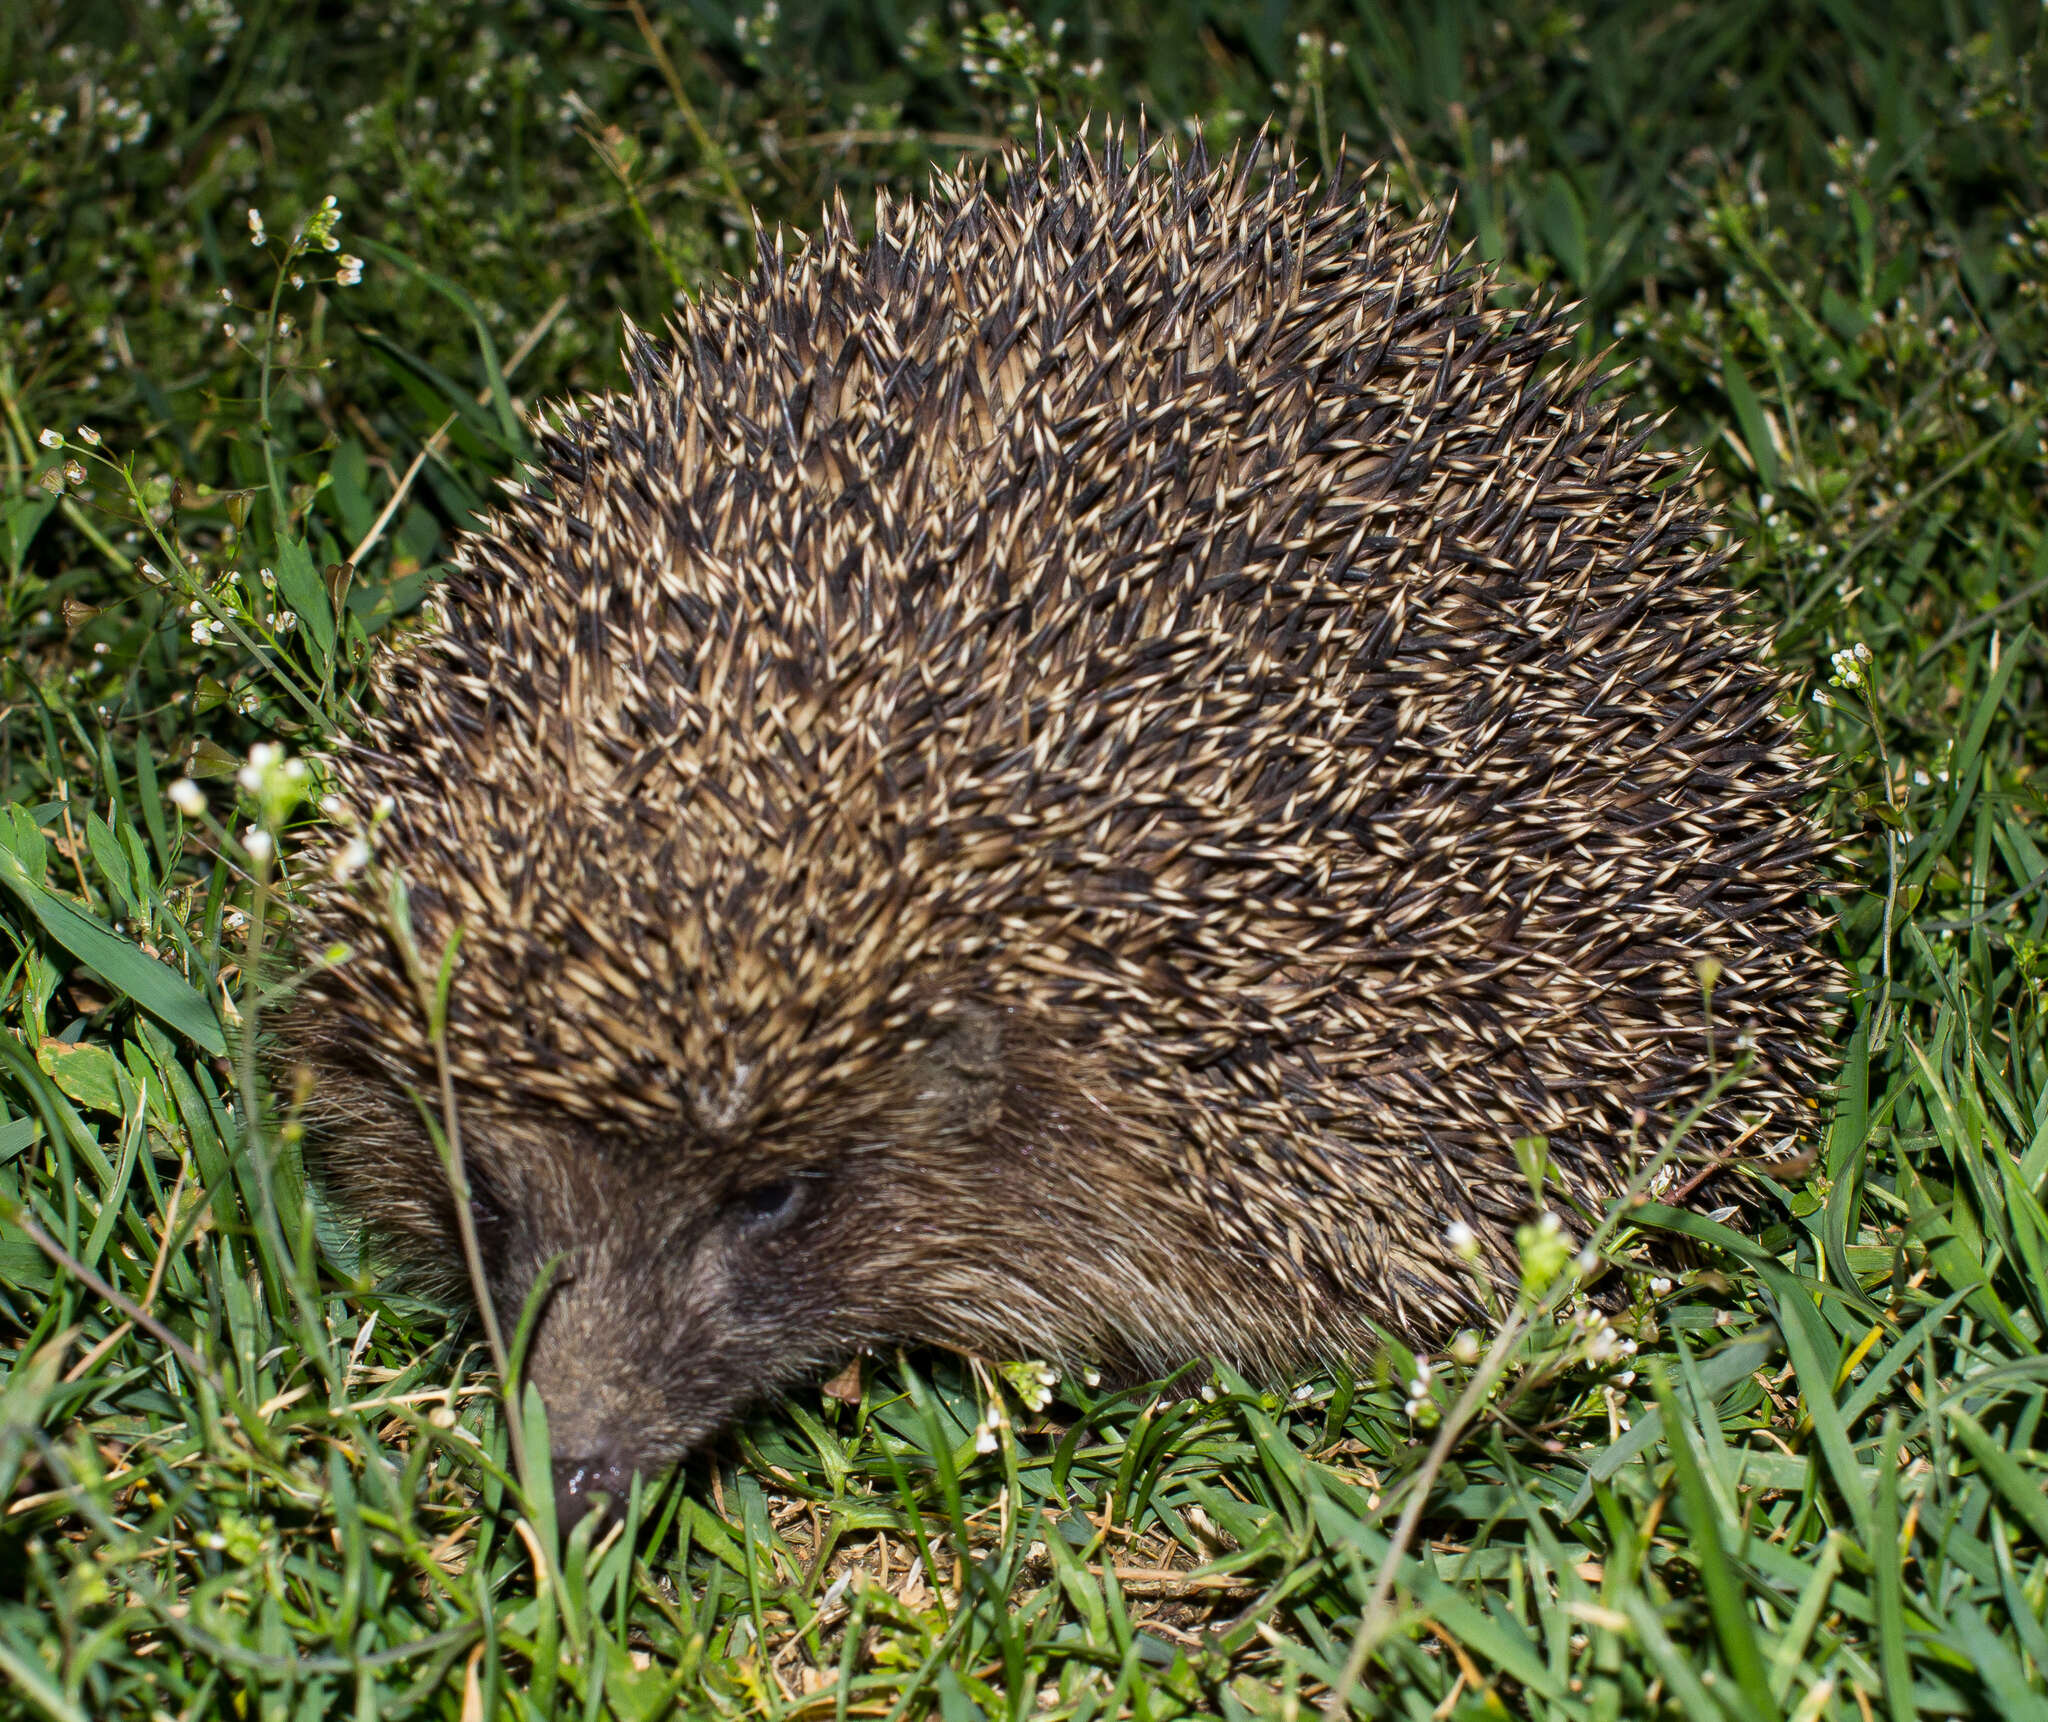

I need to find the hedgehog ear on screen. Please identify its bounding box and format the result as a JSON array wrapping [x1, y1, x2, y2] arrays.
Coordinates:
[[907, 1000, 1006, 1135], [921, 999, 1002, 1070]]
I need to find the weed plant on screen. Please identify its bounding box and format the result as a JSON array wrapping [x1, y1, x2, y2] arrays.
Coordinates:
[[2, 2, 2047, 1717]]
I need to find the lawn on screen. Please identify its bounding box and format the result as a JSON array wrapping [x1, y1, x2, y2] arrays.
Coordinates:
[[2, 1, 2047, 1717]]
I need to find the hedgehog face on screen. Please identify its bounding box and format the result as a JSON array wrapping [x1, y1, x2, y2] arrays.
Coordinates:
[[313, 998, 1195, 1529], [465, 1118, 874, 1528], [304, 991, 1281, 1527]]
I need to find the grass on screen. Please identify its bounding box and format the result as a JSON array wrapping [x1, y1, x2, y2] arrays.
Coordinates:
[[2, 0, 2047, 1716]]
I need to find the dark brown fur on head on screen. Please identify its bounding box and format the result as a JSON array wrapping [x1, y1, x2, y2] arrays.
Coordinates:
[[290, 125, 1835, 1522]]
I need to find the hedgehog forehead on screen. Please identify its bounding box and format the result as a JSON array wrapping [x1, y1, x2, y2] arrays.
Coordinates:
[[409, 834, 934, 1120]]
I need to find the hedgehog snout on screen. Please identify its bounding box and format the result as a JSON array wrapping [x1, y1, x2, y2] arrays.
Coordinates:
[[518, 1264, 735, 1520], [503, 1158, 842, 1503], [553, 1444, 635, 1534]]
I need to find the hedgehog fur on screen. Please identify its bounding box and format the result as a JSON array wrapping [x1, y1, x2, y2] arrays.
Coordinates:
[[292, 125, 1835, 1517]]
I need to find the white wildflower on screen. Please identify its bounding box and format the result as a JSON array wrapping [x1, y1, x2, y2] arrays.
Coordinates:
[[238, 741, 284, 791], [167, 778, 206, 817], [331, 837, 372, 882]]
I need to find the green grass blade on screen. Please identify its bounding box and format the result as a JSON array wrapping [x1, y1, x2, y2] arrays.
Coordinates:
[[1649, 1367, 1783, 1722], [0, 831, 225, 1057], [1871, 1416, 1917, 1722]]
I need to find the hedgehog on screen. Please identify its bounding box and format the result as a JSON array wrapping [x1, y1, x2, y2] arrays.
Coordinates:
[[290, 126, 1834, 1526]]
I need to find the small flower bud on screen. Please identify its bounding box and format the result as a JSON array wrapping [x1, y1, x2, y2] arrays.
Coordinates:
[[330, 837, 372, 882], [1000, 1358, 1059, 1412], [1516, 1210, 1572, 1295]]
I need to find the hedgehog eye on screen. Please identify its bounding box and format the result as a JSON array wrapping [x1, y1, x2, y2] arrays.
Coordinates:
[[466, 1178, 504, 1237], [463, 1188, 509, 1271], [727, 1178, 805, 1233]]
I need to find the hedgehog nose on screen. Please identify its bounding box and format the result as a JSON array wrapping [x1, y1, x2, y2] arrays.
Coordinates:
[[553, 1449, 634, 1536]]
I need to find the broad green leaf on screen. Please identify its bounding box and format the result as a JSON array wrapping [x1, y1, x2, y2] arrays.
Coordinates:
[[271, 535, 338, 666], [35, 1036, 127, 1116], [0, 822, 226, 1057], [1720, 348, 1781, 490], [83, 812, 134, 915]]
